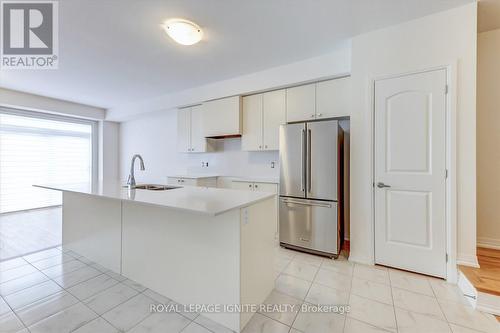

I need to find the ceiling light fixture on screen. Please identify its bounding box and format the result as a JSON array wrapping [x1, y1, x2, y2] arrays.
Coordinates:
[[163, 19, 203, 46]]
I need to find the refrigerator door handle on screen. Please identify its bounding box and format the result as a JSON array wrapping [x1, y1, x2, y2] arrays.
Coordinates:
[[307, 128, 312, 193], [282, 198, 332, 208], [301, 128, 306, 192]]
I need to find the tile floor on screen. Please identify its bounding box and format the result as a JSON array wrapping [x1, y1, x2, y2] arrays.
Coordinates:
[[0, 245, 498, 333], [0, 207, 61, 261]]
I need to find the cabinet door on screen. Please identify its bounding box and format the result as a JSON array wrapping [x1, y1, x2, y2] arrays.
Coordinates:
[[253, 182, 278, 193], [262, 89, 286, 150], [202, 96, 242, 137], [232, 181, 254, 191], [242, 94, 263, 151], [177, 108, 191, 152], [316, 77, 351, 119], [286, 84, 316, 122], [190, 105, 207, 153]]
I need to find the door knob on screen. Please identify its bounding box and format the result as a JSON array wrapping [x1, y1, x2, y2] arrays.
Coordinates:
[[377, 182, 391, 188]]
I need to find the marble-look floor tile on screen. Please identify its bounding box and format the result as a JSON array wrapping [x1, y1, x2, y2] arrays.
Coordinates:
[[182, 322, 213, 333], [429, 279, 468, 304], [41, 260, 87, 279], [314, 268, 352, 291], [321, 259, 354, 276], [75, 257, 94, 265], [0, 258, 28, 272], [23, 248, 61, 263], [142, 289, 171, 304], [0, 271, 48, 296], [0, 310, 25, 332], [292, 309, 345, 333], [52, 266, 101, 288], [168, 301, 199, 320], [389, 270, 434, 296], [439, 300, 500, 333], [67, 274, 119, 301], [275, 247, 296, 260], [104, 270, 127, 282], [353, 264, 390, 285], [392, 287, 445, 320], [14, 291, 79, 326], [347, 294, 397, 333], [0, 265, 38, 284], [30, 254, 74, 271], [88, 263, 108, 273], [259, 290, 302, 326], [4, 280, 62, 310], [72, 317, 118, 333], [242, 312, 290, 333], [122, 278, 147, 292], [84, 282, 138, 315], [28, 302, 97, 333], [274, 256, 291, 273], [195, 314, 234, 333], [350, 277, 393, 305], [292, 252, 324, 267], [305, 283, 349, 306], [344, 317, 393, 333], [102, 293, 154, 331], [282, 261, 319, 281], [128, 312, 190, 333], [0, 297, 10, 315], [64, 250, 83, 259], [449, 323, 491, 333], [395, 308, 451, 333], [274, 274, 311, 300]]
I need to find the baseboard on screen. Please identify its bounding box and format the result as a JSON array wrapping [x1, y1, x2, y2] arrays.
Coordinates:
[[457, 253, 480, 268], [458, 268, 500, 316], [477, 237, 500, 250]]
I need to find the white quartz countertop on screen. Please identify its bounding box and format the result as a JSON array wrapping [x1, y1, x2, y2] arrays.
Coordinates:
[[167, 174, 219, 179], [34, 182, 275, 216], [231, 177, 279, 184]]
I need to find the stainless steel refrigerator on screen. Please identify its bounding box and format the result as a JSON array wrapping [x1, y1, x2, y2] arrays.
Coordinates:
[[279, 119, 343, 257]]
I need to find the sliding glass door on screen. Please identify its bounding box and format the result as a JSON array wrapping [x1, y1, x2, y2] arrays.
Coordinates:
[[0, 109, 97, 213]]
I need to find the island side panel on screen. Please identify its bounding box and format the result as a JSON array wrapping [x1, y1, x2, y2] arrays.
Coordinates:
[[62, 192, 122, 272], [240, 197, 276, 329], [121, 202, 241, 332]]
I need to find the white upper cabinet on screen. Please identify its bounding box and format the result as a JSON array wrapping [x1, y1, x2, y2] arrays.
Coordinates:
[[202, 96, 242, 137], [242, 89, 286, 151], [177, 108, 191, 152], [286, 83, 316, 122], [242, 94, 263, 151], [316, 77, 351, 119], [262, 90, 286, 150], [177, 106, 214, 153], [190, 105, 210, 153]]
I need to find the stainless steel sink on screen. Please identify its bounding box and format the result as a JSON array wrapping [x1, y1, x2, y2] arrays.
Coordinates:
[[125, 184, 180, 191]]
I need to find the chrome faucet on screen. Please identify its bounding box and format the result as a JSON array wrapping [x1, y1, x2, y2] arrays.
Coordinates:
[[127, 154, 145, 188]]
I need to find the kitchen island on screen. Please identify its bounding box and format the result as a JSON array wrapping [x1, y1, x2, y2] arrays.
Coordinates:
[[34, 182, 276, 332]]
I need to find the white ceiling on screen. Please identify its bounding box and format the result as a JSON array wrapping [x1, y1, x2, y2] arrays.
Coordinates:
[[0, 0, 472, 111], [478, 0, 500, 32]]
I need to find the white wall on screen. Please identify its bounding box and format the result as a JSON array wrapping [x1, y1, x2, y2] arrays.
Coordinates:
[[349, 3, 477, 266], [119, 111, 279, 184], [99, 121, 120, 182], [0, 88, 105, 120], [108, 45, 351, 121], [477, 29, 500, 250]]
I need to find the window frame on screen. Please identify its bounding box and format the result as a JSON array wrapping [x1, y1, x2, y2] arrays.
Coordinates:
[[0, 107, 99, 187]]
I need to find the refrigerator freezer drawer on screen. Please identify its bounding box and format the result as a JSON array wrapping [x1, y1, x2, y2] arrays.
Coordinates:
[[279, 197, 338, 255]]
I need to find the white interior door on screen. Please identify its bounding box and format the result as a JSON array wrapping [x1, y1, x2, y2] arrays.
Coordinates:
[[374, 69, 447, 278]]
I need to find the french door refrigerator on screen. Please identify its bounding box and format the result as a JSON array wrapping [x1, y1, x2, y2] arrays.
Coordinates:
[[279, 119, 342, 257]]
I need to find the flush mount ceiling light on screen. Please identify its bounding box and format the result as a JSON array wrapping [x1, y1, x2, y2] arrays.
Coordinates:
[[163, 19, 203, 46]]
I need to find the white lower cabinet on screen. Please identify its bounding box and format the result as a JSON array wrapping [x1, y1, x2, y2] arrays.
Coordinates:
[[232, 180, 279, 238], [168, 177, 217, 187]]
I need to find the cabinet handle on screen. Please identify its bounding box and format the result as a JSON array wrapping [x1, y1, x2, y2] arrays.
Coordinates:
[[311, 114, 315, 118], [259, 145, 262, 149], [264, 145, 268, 149], [317, 113, 322, 117], [255, 184, 258, 188], [248, 184, 252, 188]]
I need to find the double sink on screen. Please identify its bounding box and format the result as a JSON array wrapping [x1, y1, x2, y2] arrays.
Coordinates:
[[126, 184, 180, 191]]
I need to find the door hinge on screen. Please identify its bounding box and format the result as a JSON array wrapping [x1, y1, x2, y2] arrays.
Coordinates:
[[445, 85, 449, 95], [446, 253, 449, 262], [445, 169, 448, 179]]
